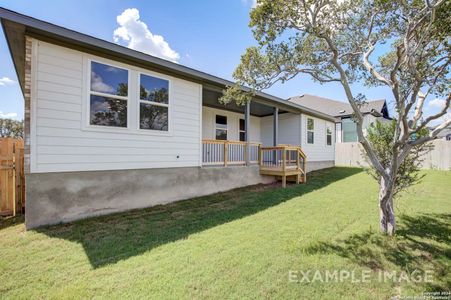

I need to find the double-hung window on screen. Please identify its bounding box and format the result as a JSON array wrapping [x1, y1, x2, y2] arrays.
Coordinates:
[[326, 125, 332, 146], [215, 115, 227, 140], [307, 118, 314, 144], [89, 61, 128, 127], [139, 73, 169, 131]]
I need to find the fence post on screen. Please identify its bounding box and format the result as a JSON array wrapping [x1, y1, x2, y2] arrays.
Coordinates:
[[12, 143, 16, 216]]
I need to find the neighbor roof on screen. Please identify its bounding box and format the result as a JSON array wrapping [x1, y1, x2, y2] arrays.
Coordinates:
[[0, 7, 337, 122], [288, 94, 388, 118]]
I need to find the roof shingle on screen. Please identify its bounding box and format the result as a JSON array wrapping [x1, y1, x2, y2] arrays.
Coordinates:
[[288, 94, 387, 118]]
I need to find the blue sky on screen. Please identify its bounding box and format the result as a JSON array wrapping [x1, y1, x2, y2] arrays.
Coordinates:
[[0, 0, 447, 121]]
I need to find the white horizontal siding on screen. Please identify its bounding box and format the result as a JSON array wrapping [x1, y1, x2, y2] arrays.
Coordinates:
[[202, 107, 261, 142], [300, 114, 335, 162], [261, 113, 335, 162], [260, 113, 301, 146], [30, 40, 202, 173]]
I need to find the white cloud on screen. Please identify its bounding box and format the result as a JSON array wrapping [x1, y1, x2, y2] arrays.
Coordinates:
[[428, 98, 448, 110], [91, 71, 115, 94], [424, 98, 450, 127], [242, 0, 257, 8], [113, 8, 180, 63], [0, 77, 16, 86], [0, 111, 18, 119]]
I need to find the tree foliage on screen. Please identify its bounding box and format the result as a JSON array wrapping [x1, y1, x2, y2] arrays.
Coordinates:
[[221, 0, 450, 235], [0, 118, 24, 139], [365, 120, 432, 197]]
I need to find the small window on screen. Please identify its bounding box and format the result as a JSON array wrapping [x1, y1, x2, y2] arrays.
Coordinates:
[[326, 125, 332, 146], [216, 115, 227, 140], [239, 119, 245, 142], [307, 118, 314, 144], [139, 74, 169, 131], [89, 61, 128, 127]]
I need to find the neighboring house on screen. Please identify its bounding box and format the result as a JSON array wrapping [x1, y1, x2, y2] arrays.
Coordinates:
[[0, 8, 338, 228], [289, 94, 391, 142], [435, 126, 451, 141]]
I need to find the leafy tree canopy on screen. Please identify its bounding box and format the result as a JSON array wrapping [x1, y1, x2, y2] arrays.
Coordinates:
[[0, 118, 24, 139]]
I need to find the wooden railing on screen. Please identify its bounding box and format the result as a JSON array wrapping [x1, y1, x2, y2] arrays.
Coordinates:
[[260, 145, 306, 187], [202, 140, 261, 166]]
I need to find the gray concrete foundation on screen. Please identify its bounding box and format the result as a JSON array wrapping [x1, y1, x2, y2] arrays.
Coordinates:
[[307, 160, 335, 172], [25, 165, 275, 229]]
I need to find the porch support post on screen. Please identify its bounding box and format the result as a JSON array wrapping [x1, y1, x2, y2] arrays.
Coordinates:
[[245, 100, 251, 165], [273, 107, 279, 146], [273, 107, 279, 165]]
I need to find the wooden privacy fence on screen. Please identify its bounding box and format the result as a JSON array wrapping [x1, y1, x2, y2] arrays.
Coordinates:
[[335, 140, 451, 170], [0, 138, 25, 216]]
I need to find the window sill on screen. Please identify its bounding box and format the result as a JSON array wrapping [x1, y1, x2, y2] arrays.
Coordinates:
[[81, 125, 173, 137]]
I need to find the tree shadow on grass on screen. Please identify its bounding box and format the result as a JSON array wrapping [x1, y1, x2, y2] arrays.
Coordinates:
[[34, 167, 362, 268], [302, 213, 451, 291]]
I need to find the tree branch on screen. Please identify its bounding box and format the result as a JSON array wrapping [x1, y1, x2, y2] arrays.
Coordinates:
[[414, 93, 451, 133], [363, 44, 393, 87]]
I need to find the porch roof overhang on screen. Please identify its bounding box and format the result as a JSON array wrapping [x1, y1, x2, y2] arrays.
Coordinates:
[[0, 7, 337, 122]]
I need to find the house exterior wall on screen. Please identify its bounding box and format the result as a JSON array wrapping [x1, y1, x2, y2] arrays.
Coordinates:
[[337, 114, 391, 143], [261, 112, 335, 163], [260, 113, 301, 146], [300, 113, 335, 162], [24, 38, 337, 228], [202, 106, 261, 142], [30, 39, 202, 173], [25, 165, 275, 229]]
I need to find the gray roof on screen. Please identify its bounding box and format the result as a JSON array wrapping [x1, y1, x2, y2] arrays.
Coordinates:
[[288, 94, 388, 118], [0, 7, 338, 122], [436, 126, 451, 138]]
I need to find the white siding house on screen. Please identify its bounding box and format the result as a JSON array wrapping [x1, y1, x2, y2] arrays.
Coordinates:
[[261, 113, 335, 164], [0, 8, 338, 228], [288, 94, 391, 143], [261, 113, 301, 146], [300, 114, 335, 162], [31, 40, 202, 173], [202, 107, 261, 142]]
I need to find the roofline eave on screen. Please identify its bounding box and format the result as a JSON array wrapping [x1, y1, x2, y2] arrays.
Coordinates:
[[0, 7, 337, 122]]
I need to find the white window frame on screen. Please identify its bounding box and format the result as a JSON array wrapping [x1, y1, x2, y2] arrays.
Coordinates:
[[138, 71, 171, 132], [215, 114, 228, 140], [307, 117, 314, 144], [86, 59, 131, 130], [326, 124, 333, 146], [82, 56, 173, 136]]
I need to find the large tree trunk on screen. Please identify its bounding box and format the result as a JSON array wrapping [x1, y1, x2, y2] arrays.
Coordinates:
[[379, 176, 396, 235]]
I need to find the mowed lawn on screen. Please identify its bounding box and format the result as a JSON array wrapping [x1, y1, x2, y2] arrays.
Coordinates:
[[0, 168, 450, 299]]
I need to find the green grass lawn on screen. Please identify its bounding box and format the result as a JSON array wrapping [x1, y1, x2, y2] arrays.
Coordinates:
[[1, 167, 450, 299]]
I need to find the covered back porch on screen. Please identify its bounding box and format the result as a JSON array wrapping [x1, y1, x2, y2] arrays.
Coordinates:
[[201, 86, 307, 186]]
